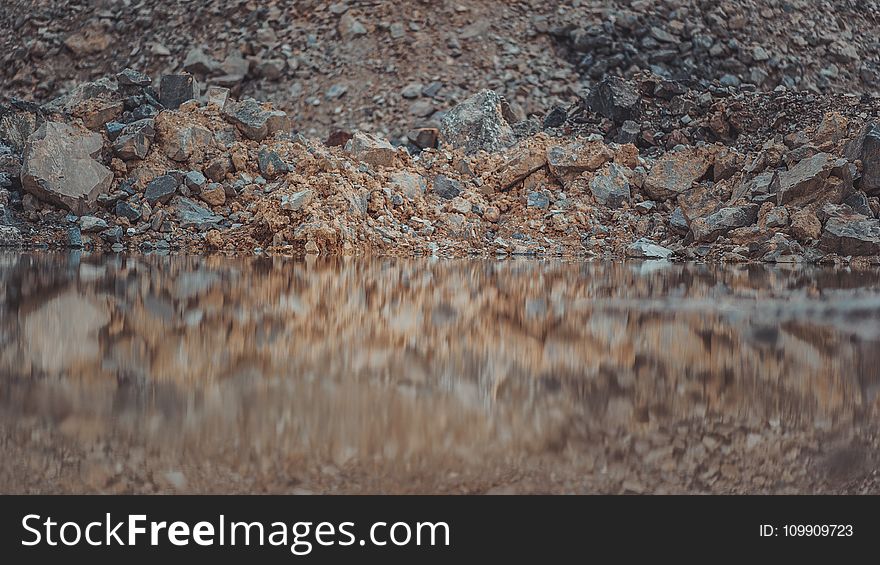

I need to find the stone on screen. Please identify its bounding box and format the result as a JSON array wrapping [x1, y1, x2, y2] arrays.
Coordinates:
[[112, 132, 150, 160], [588, 76, 641, 125], [789, 209, 822, 242], [407, 128, 439, 150], [845, 122, 880, 195], [162, 124, 213, 162], [616, 120, 641, 144], [182, 47, 221, 76], [78, 215, 108, 232], [100, 226, 124, 244], [206, 86, 230, 108], [627, 238, 673, 259], [171, 196, 223, 229], [159, 74, 198, 110], [546, 140, 613, 185], [400, 83, 422, 99], [222, 98, 290, 141], [497, 146, 548, 190], [200, 184, 226, 206], [643, 147, 712, 201], [820, 216, 880, 256], [433, 175, 461, 200], [844, 191, 873, 217], [527, 191, 550, 209], [0, 100, 43, 153], [338, 13, 368, 39], [762, 205, 789, 228], [184, 170, 207, 194], [41, 78, 122, 130], [63, 25, 111, 56], [691, 205, 760, 243], [115, 200, 142, 222], [280, 189, 313, 212], [344, 132, 398, 167], [0, 225, 21, 247], [669, 207, 689, 233], [772, 152, 834, 206], [543, 106, 567, 129], [389, 171, 427, 200], [116, 68, 151, 87], [439, 90, 515, 154], [205, 156, 233, 181], [20, 122, 113, 214], [589, 163, 631, 208], [484, 206, 500, 222], [144, 174, 178, 205], [409, 100, 435, 117], [762, 233, 804, 263], [67, 226, 82, 248]]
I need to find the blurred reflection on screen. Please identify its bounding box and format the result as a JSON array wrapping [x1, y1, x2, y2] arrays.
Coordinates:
[[1, 253, 879, 494]]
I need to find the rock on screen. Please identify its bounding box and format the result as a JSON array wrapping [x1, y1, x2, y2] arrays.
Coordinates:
[[400, 83, 422, 99], [63, 25, 111, 56], [527, 191, 550, 209], [206, 86, 230, 108], [543, 106, 567, 129], [844, 191, 873, 217], [144, 174, 178, 205], [171, 196, 223, 229], [222, 98, 290, 141], [280, 189, 313, 212], [67, 226, 82, 248], [691, 205, 759, 242], [41, 77, 122, 130], [762, 233, 804, 263], [616, 120, 641, 144], [182, 47, 221, 76], [845, 122, 880, 195], [112, 131, 150, 160], [115, 200, 142, 222], [773, 153, 836, 206], [484, 206, 500, 222], [338, 14, 367, 39], [627, 238, 673, 259], [588, 76, 641, 125], [159, 74, 198, 110], [497, 146, 548, 189], [200, 184, 226, 206], [184, 170, 207, 194], [0, 225, 21, 247], [789, 209, 822, 242], [0, 100, 43, 153], [409, 100, 435, 117], [100, 226, 124, 244], [162, 124, 213, 162], [669, 207, 689, 233], [589, 163, 631, 208], [116, 68, 151, 87], [205, 156, 233, 182], [344, 132, 398, 167], [407, 128, 439, 150], [820, 216, 880, 256], [439, 90, 515, 154], [78, 215, 108, 232], [433, 175, 461, 200], [546, 140, 613, 185], [325, 84, 348, 100], [205, 229, 224, 248], [762, 205, 789, 228], [20, 122, 112, 214], [643, 147, 712, 201], [389, 171, 426, 200]]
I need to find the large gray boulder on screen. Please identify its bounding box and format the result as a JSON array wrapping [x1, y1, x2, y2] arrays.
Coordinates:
[[439, 90, 515, 154], [20, 122, 112, 214]]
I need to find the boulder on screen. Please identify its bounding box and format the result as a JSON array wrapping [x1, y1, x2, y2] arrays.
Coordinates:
[[588, 76, 641, 125], [546, 140, 613, 186], [820, 216, 880, 256], [643, 147, 712, 201], [20, 122, 112, 214], [627, 238, 673, 259], [589, 163, 631, 208], [690, 205, 759, 243], [773, 152, 842, 206], [344, 132, 398, 167], [845, 122, 880, 195], [789, 209, 822, 242], [222, 98, 290, 141], [439, 90, 515, 154]]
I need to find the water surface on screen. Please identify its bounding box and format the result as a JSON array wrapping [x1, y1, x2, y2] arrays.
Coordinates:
[[1, 253, 879, 493]]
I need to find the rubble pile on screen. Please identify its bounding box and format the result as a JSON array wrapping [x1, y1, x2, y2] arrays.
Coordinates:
[[0, 67, 879, 264]]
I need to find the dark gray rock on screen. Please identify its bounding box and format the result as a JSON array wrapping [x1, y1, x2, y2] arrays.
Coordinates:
[[844, 191, 873, 217], [589, 163, 631, 208], [116, 68, 152, 87], [100, 226, 124, 244], [588, 76, 641, 125], [527, 191, 550, 209], [543, 106, 567, 129], [184, 170, 207, 194], [820, 216, 880, 256], [433, 175, 461, 200], [258, 148, 289, 178], [67, 226, 82, 248], [170, 196, 223, 229], [669, 207, 689, 233], [439, 90, 515, 155], [222, 98, 290, 141], [845, 122, 880, 195], [691, 205, 759, 242], [159, 74, 197, 110], [144, 174, 178, 205], [115, 200, 142, 221]]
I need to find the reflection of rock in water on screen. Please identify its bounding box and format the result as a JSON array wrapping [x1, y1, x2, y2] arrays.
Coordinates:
[[1, 252, 880, 493]]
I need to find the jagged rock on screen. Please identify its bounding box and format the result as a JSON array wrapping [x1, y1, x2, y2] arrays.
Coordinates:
[[407, 127, 439, 150], [497, 146, 547, 190], [527, 191, 550, 208], [257, 148, 289, 178], [205, 156, 233, 182], [772, 152, 838, 206], [171, 196, 223, 229], [182, 48, 221, 76], [643, 147, 712, 201], [789, 209, 822, 242], [144, 174, 179, 205], [41, 77, 123, 130], [0, 225, 21, 247], [184, 170, 207, 194], [433, 175, 461, 200], [691, 205, 759, 242], [115, 200, 142, 222], [344, 132, 398, 167], [200, 184, 226, 206], [546, 140, 613, 185], [116, 68, 151, 87], [439, 90, 515, 155], [222, 98, 290, 141], [627, 238, 673, 259], [280, 190, 313, 212], [820, 216, 880, 256], [162, 124, 213, 162], [113, 133, 149, 160], [206, 86, 230, 108], [0, 100, 43, 153], [762, 233, 804, 263], [543, 106, 567, 129], [100, 226, 124, 244], [588, 76, 641, 125], [159, 74, 198, 110], [67, 226, 82, 248], [78, 215, 108, 232], [845, 122, 880, 195], [390, 171, 426, 200], [20, 122, 112, 214], [589, 163, 631, 208], [844, 191, 873, 217], [669, 207, 689, 233]]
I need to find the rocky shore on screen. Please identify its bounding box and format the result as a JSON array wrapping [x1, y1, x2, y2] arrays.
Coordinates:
[[1, 65, 879, 263]]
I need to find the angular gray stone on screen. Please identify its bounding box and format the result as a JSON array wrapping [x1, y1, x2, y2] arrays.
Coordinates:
[[115, 200, 142, 221], [432, 175, 461, 200], [116, 68, 151, 87], [820, 216, 880, 256], [159, 74, 197, 110], [184, 170, 207, 194], [144, 174, 178, 205], [258, 148, 289, 178], [669, 207, 689, 234], [773, 152, 834, 206], [389, 171, 427, 200], [344, 132, 398, 167], [222, 98, 290, 141], [79, 215, 108, 232], [588, 76, 641, 125], [170, 196, 223, 229], [845, 122, 880, 195], [527, 191, 550, 209], [112, 131, 150, 160], [691, 205, 760, 243], [439, 90, 515, 155], [589, 163, 631, 208], [280, 189, 313, 212], [163, 125, 213, 162], [20, 122, 112, 214], [627, 238, 673, 259]]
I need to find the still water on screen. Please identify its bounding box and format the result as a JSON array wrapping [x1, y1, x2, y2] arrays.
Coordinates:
[[1, 253, 879, 493]]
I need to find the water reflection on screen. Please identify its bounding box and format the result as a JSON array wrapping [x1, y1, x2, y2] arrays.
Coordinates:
[[1, 253, 879, 494]]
